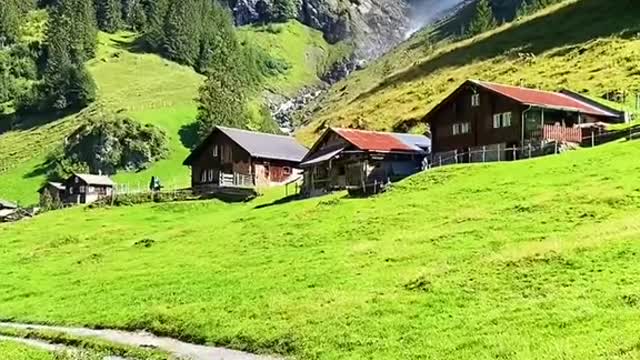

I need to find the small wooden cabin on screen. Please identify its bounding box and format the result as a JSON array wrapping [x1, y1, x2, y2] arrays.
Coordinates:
[[183, 126, 308, 192], [300, 128, 430, 196], [63, 174, 114, 205], [0, 199, 19, 222], [424, 80, 621, 162], [39, 182, 66, 206]]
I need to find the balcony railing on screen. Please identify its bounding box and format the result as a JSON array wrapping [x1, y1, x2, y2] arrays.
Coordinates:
[[542, 124, 582, 143]]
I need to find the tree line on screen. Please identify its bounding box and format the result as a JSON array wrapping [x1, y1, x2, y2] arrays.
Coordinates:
[[467, 0, 564, 37]]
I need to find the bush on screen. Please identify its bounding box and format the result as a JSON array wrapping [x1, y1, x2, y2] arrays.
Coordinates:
[[46, 108, 169, 179]]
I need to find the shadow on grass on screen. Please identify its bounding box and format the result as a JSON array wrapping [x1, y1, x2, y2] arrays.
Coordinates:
[[357, 0, 640, 103], [110, 33, 150, 54], [253, 194, 302, 209], [179, 122, 200, 150]]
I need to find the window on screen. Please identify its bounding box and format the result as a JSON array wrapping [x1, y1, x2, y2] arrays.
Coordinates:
[[493, 114, 502, 129], [87, 186, 95, 193], [69, 188, 74, 195], [200, 170, 207, 183], [471, 93, 480, 107], [453, 122, 470, 135], [75, 177, 79, 184], [79, 186, 86, 194], [208, 169, 215, 182], [493, 112, 513, 128], [461, 122, 470, 134], [212, 144, 219, 158], [502, 112, 512, 127], [283, 167, 291, 176], [452, 123, 461, 135]]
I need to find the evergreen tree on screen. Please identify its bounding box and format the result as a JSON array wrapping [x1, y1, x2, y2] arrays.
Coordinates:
[[142, 0, 169, 51], [196, 66, 249, 140], [162, 0, 201, 66], [95, 0, 122, 33], [0, 0, 21, 46], [32, 0, 97, 112], [468, 0, 497, 36], [271, 0, 297, 23], [128, 0, 147, 31], [196, 1, 240, 73]]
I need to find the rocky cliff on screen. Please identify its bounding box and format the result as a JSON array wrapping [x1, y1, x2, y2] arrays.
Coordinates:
[[231, 0, 412, 58]]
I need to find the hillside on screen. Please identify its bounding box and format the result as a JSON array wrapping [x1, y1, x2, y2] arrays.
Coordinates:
[[2, 139, 640, 358], [298, 0, 640, 142], [0, 21, 343, 205]]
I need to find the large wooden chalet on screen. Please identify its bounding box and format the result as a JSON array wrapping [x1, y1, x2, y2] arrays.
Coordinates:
[[300, 128, 430, 196], [424, 80, 622, 162], [183, 126, 308, 193]]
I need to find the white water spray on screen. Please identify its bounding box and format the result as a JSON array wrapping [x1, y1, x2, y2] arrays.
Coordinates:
[[405, 0, 471, 38]]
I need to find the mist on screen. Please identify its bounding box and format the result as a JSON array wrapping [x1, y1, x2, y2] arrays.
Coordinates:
[[406, 0, 470, 37]]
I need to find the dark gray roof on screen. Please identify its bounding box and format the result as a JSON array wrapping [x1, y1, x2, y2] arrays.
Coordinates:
[[0, 199, 17, 209], [74, 174, 114, 186], [47, 182, 65, 191], [184, 126, 308, 165], [393, 133, 431, 151]]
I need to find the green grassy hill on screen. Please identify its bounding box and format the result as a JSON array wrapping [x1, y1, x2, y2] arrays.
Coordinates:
[[0, 21, 343, 205], [298, 0, 640, 142], [2, 139, 640, 359]]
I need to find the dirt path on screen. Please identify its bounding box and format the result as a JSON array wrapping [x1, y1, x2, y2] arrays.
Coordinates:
[[0, 323, 281, 360], [0, 335, 127, 359]]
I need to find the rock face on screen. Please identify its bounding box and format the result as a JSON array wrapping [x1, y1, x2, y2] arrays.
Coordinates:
[[230, 0, 412, 58]]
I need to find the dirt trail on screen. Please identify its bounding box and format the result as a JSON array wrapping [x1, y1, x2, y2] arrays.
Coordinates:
[[0, 334, 126, 359], [0, 323, 280, 360]]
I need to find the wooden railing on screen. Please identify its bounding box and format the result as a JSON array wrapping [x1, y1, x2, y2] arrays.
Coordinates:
[[542, 124, 582, 143], [219, 173, 255, 188]]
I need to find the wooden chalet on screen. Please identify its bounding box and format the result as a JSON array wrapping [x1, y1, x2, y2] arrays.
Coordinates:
[[183, 126, 308, 195], [424, 80, 622, 162], [39, 181, 66, 205], [62, 173, 114, 205], [300, 128, 430, 196]]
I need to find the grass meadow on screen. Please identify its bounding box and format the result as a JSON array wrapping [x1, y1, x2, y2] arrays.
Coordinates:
[[0, 341, 56, 360], [2, 140, 640, 359]]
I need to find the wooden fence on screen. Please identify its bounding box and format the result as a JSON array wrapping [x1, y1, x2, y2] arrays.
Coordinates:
[[543, 124, 582, 143]]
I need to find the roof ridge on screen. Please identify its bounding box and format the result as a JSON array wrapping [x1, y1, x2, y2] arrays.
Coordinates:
[[217, 126, 297, 140]]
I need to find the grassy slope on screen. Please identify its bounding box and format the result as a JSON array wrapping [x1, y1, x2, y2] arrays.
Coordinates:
[[298, 0, 640, 143], [0, 341, 55, 360], [3, 140, 640, 359], [0, 21, 341, 204], [239, 21, 350, 96]]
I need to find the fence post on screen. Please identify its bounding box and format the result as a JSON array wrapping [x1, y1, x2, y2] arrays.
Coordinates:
[[468, 148, 471, 163], [439, 156, 442, 167], [591, 130, 595, 147], [498, 144, 501, 162], [528, 143, 532, 158], [512, 147, 516, 161], [555, 141, 558, 154], [454, 150, 458, 164], [482, 146, 486, 163]]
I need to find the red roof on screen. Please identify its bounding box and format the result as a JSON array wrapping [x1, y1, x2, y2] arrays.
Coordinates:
[[475, 80, 617, 117], [334, 128, 417, 153]]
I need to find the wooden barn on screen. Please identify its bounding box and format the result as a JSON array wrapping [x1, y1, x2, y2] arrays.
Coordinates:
[[38, 182, 66, 205], [300, 128, 430, 196], [62, 173, 114, 205], [424, 80, 622, 162], [183, 126, 308, 193]]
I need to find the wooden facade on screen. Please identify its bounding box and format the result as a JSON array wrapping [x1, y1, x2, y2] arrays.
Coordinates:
[[62, 174, 114, 205], [38, 182, 66, 206], [301, 128, 429, 196], [425, 80, 621, 160], [184, 127, 307, 192]]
